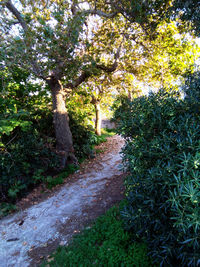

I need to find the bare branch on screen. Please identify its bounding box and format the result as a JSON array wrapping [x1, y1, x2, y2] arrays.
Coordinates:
[[71, 0, 79, 15]]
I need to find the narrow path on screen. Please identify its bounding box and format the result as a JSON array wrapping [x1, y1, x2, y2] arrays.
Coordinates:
[[0, 135, 125, 267]]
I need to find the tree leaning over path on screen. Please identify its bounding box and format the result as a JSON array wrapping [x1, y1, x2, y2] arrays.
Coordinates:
[[0, 0, 122, 168], [2, 0, 196, 168]]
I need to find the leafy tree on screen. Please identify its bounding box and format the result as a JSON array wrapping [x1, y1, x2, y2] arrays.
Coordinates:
[[131, 20, 200, 90], [85, 75, 115, 136], [113, 72, 142, 100], [0, 0, 122, 167], [109, 0, 172, 35], [110, 0, 200, 37]]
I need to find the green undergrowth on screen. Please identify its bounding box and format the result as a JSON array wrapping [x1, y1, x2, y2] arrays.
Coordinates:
[[41, 203, 154, 267], [0, 202, 17, 218], [35, 164, 79, 190], [0, 128, 115, 218]]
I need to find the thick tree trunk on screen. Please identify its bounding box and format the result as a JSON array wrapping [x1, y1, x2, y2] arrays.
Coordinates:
[[95, 102, 102, 136], [47, 77, 78, 168]]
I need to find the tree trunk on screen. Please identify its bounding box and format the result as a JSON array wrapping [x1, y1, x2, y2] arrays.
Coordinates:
[[95, 102, 102, 136], [128, 90, 132, 100], [47, 77, 78, 168]]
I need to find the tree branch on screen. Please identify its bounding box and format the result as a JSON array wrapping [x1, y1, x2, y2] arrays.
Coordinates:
[[64, 38, 123, 90], [5, 0, 28, 32], [96, 39, 123, 72], [5, 0, 45, 79], [84, 9, 118, 18], [65, 71, 91, 89]]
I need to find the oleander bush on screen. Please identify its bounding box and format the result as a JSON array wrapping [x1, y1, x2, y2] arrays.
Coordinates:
[[114, 73, 200, 266]]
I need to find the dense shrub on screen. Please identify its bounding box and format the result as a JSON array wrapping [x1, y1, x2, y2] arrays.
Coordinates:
[[0, 68, 60, 203], [114, 75, 200, 266], [0, 128, 59, 202]]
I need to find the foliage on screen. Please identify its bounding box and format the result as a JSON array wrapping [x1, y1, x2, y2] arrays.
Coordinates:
[[0, 128, 59, 201], [0, 66, 114, 208], [0, 202, 17, 218], [0, 68, 59, 203], [170, 0, 200, 36], [91, 128, 116, 145], [68, 110, 95, 160], [139, 20, 199, 89], [119, 19, 200, 91], [111, 0, 200, 37], [114, 75, 200, 266], [67, 90, 116, 159], [44, 164, 79, 189], [110, 0, 171, 33], [41, 203, 153, 267], [69, 111, 116, 159]]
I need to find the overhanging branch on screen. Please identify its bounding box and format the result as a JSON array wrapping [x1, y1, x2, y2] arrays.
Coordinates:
[[66, 71, 91, 89], [96, 39, 123, 73], [5, 0, 28, 32], [64, 39, 123, 90]]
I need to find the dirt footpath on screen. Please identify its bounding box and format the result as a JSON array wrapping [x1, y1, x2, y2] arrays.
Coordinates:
[[0, 135, 125, 267]]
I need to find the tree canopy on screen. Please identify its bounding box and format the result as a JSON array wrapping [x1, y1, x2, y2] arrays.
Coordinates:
[[0, 0, 199, 167]]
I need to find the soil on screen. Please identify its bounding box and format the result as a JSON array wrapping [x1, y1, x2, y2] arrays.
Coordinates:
[[0, 135, 125, 267]]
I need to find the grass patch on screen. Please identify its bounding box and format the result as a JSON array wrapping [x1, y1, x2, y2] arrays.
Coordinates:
[[101, 127, 117, 137], [91, 128, 117, 147], [41, 203, 153, 267]]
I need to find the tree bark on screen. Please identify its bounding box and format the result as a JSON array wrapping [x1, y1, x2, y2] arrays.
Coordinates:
[[95, 102, 102, 136], [47, 77, 78, 168]]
